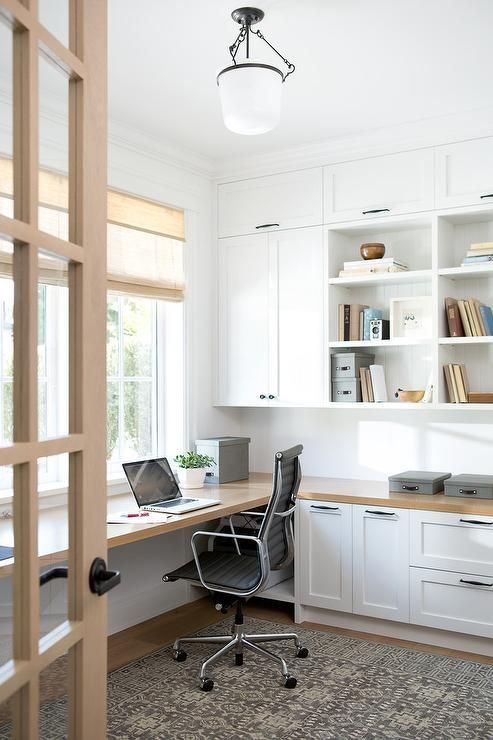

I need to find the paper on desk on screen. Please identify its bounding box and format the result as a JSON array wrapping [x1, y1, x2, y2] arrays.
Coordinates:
[[107, 511, 178, 524]]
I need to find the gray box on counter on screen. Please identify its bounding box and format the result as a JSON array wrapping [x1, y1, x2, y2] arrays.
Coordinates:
[[389, 470, 452, 495], [332, 378, 361, 403], [195, 436, 250, 484], [445, 474, 493, 499], [331, 352, 375, 380]]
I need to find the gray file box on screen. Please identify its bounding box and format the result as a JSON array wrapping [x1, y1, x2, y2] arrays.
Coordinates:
[[389, 470, 452, 495], [332, 378, 361, 402], [195, 436, 250, 484], [445, 474, 493, 499], [331, 352, 375, 380]]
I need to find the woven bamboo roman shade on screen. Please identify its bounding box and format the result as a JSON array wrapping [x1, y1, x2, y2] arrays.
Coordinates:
[[0, 157, 185, 300]]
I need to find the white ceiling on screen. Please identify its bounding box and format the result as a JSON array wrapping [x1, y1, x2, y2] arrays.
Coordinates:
[[43, 0, 493, 164]]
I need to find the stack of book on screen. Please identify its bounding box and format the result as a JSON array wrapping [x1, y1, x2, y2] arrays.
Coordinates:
[[444, 297, 493, 337], [338, 257, 408, 278], [338, 304, 386, 341], [443, 364, 469, 403], [461, 242, 493, 266], [360, 364, 388, 403]]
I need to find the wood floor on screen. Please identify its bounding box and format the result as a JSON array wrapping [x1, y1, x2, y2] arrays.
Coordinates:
[[108, 597, 493, 672]]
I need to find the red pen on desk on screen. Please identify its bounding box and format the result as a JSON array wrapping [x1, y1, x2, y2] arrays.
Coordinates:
[[121, 512, 149, 518]]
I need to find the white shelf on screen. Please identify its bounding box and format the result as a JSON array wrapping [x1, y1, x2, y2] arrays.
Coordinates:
[[327, 402, 433, 410], [256, 577, 294, 604], [329, 338, 432, 349], [439, 336, 493, 345], [439, 265, 493, 280], [329, 269, 432, 288]]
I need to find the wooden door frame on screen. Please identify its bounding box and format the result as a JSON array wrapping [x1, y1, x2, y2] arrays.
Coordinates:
[[0, 0, 108, 736]]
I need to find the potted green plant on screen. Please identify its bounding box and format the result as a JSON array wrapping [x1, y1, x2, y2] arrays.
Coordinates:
[[174, 451, 215, 489]]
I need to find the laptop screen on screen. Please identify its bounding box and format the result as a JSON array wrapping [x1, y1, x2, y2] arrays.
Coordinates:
[[122, 458, 181, 506]]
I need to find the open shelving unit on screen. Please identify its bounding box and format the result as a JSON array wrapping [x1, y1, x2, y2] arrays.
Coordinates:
[[327, 208, 493, 410]]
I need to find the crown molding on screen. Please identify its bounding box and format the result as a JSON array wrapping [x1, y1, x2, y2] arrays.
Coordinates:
[[212, 106, 493, 182]]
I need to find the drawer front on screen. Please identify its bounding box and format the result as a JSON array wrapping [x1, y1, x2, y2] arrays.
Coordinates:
[[331, 353, 374, 379], [298, 500, 352, 612], [332, 379, 361, 403], [410, 566, 493, 638], [410, 510, 493, 576], [436, 137, 493, 209], [324, 149, 434, 223], [218, 168, 323, 238]]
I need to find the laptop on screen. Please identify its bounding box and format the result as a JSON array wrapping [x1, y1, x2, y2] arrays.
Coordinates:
[[122, 457, 221, 515]]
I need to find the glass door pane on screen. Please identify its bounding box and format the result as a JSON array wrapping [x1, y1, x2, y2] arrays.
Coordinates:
[[0, 22, 13, 219]]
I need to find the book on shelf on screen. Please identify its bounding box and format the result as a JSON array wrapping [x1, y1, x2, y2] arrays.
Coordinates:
[[369, 364, 388, 402], [479, 305, 493, 335], [462, 254, 493, 265], [338, 257, 408, 278], [360, 366, 375, 402], [337, 303, 369, 340], [469, 241, 493, 251], [443, 364, 470, 403], [457, 299, 472, 337], [444, 297, 464, 337], [444, 297, 493, 337], [465, 247, 493, 257], [468, 392, 493, 403], [338, 266, 408, 277]]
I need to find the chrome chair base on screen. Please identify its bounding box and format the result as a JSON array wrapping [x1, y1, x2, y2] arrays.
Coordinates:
[[172, 619, 308, 691]]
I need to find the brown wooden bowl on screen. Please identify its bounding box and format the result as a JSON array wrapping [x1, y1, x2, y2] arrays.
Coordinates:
[[394, 389, 425, 403], [360, 243, 385, 260]]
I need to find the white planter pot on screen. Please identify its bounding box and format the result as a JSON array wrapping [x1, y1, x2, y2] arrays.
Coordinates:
[[176, 467, 206, 489]]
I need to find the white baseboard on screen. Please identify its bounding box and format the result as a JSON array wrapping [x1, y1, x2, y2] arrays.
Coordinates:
[[296, 605, 493, 657]]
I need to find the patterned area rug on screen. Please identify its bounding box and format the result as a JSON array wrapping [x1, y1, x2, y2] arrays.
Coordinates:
[[3, 616, 493, 739]]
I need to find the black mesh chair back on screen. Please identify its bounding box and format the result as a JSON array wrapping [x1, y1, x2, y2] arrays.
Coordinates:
[[259, 444, 303, 571]]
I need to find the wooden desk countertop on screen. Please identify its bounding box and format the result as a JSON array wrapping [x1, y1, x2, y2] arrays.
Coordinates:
[[2, 472, 493, 577]]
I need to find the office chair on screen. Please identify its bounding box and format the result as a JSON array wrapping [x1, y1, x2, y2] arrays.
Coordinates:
[[162, 444, 308, 691]]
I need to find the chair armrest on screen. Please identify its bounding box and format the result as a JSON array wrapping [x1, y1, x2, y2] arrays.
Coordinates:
[[190, 531, 269, 597]]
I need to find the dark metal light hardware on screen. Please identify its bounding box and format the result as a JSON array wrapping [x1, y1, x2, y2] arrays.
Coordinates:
[[459, 488, 477, 495], [459, 518, 493, 525], [255, 223, 280, 229], [268, 394, 275, 399], [460, 578, 493, 587], [89, 557, 121, 596], [40, 567, 68, 586], [310, 505, 340, 511], [480, 194, 493, 199], [362, 208, 390, 215], [365, 510, 395, 516], [228, 7, 295, 81], [259, 394, 266, 399], [402, 485, 419, 491]]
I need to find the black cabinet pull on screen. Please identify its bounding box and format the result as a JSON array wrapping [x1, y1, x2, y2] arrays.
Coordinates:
[[40, 566, 68, 586], [365, 509, 395, 516], [259, 394, 266, 399], [311, 505, 340, 511], [268, 394, 275, 399], [402, 485, 419, 491], [337, 390, 352, 395], [255, 223, 280, 229], [336, 365, 350, 371], [460, 578, 493, 587], [459, 518, 493, 525], [89, 557, 121, 596], [362, 208, 390, 215], [480, 194, 493, 199], [459, 488, 477, 495]]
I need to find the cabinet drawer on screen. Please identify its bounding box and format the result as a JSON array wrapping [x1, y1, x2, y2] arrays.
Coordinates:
[[324, 149, 434, 223], [298, 500, 352, 612], [410, 566, 493, 638], [436, 137, 493, 209], [410, 510, 493, 577], [217, 169, 323, 238]]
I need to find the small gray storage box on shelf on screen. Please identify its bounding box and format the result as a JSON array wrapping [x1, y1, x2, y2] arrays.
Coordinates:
[[331, 352, 374, 403], [195, 436, 250, 484], [389, 470, 452, 495], [445, 474, 493, 499]]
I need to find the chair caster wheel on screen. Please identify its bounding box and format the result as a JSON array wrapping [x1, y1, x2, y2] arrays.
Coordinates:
[[200, 678, 214, 692], [235, 653, 243, 666], [173, 649, 187, 662], [296, 647, 309, 658], [284, 675, 297, 689]]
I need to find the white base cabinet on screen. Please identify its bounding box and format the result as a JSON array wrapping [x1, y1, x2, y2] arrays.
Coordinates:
[[352, 505, 410, 622], [410, 566, 493, 639], [298, 500, 352, 612]]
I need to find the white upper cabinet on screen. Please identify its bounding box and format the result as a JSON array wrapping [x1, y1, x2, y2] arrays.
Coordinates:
[[436, 137, 493, 209], [217, 233, 271, 406], [352, 505, 410, 623], [217, 168, 323, 238], [324, 149, 434, 223]]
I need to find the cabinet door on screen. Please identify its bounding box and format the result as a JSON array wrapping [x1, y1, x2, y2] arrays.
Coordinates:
[[324, 149, 434, 223], [353, 505, 410, 622], [298, 500, 352, 612], [270, 227, 327, 405], [217, 234, 271, 405], [217, 169, 323, 238], [410, 566, 493, 638], [436, 138, 493, 208], [410, 509, 493, 577]]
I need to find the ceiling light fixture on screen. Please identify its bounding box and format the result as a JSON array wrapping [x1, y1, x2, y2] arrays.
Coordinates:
[[217, 6, 295, 136]]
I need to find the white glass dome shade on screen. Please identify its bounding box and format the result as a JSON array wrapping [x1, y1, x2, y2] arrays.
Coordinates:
[[217, 60, 284, 135]]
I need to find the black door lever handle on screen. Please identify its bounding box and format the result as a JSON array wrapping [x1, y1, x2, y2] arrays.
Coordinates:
[[89, 557, 121, 596], [40, 566, 68, 586]]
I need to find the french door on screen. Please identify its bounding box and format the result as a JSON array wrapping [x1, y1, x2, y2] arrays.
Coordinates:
[[0, 0, 109, 736]]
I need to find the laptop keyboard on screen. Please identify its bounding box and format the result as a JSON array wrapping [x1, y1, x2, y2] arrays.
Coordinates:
[[159, 498, 197, 507]]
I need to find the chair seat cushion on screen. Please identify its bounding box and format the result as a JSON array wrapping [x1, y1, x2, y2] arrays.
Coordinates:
[[165, 551, 262, 592]]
